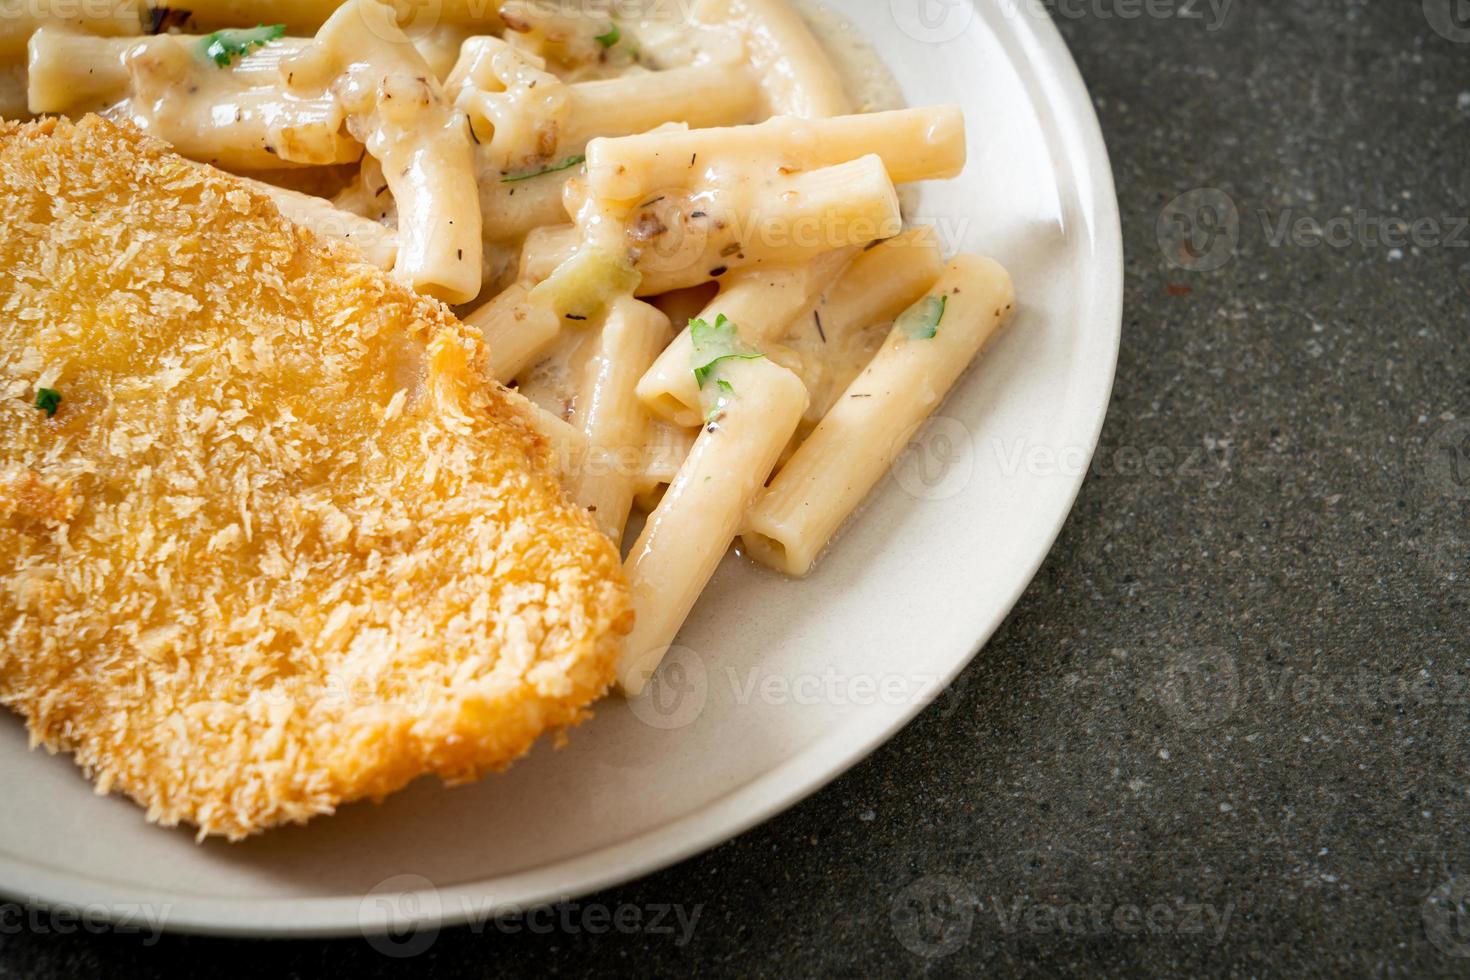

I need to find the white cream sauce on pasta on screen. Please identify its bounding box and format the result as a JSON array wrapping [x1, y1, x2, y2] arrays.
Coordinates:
[[787, 0, 906, 114], [517, 0, 911, 419]]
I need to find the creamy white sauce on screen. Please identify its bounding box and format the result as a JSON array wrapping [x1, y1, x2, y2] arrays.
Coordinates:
[[787, 0, 907, 114], [513, 1, 915, 421]]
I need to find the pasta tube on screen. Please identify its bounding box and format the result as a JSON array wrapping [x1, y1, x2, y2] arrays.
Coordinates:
[[176, 0, 503, 33], [464, 282, 562, 381], [741, 255, 1015, 577], [584, 107, 966, 204], [285, 0, 482, 302], [634, 421, 699, 497], [235, 172, 398, 268], [636, 246, 855, 427], [568, 297, 672, 542], [693, 0, 850, 118], [0, 0, 142, 63], [619, 355, 808, 694], [28, 29, 360, 170], [783, 227, 945, 424]]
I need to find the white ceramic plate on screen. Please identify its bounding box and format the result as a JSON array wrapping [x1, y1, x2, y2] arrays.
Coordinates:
[[0, 0, 1121, 937]]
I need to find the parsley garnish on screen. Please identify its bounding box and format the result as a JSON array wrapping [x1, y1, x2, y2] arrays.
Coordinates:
[[34, 388, 61, 417], [896, 294, 948, 340], [690, 314, 764, 388], [501, 155, 587, 183], [691, 315, 764, 420], [595, 23, 621, 47], [202, 24, 284, 67]]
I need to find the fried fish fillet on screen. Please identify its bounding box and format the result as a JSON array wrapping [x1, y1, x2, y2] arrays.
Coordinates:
[[0, 116, 631, 839]]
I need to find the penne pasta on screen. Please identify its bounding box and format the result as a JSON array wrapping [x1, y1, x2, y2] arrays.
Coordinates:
[[0, 0, 142, 64], [637, 246, 856, 427], [781, 227, 945, 424], [693, 0, 850, 118], [519, 396, 590, 481], [176, 0, 503, 34], [163, 0, 346, 33], [584, 106, 966, 204], [28, 29, 360, 170], [284, 0, 482, 303], [741, 255, 1015, 578], [519, 224, 581, 282], [568, 297, 672, 542], [234, 172, 398, 268], [619, 355, 809, 694], [449, 39, 761, 243], [464, 282, 563, 382], [560, 61, 763, 148], [634, 420, 699, 497], [619, 154, 900, 294]]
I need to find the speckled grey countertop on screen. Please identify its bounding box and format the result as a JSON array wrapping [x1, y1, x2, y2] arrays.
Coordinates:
[[5, 2, 1470, 977]]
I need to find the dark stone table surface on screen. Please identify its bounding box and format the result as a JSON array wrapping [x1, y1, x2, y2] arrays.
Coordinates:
[[4, 2, 1469, 976]]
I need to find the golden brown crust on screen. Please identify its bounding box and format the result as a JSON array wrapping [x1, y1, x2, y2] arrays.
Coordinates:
[[0, 116, 631, 840]]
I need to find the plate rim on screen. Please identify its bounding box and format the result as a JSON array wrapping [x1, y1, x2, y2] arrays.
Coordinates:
[[0, 0, 1122, 938]]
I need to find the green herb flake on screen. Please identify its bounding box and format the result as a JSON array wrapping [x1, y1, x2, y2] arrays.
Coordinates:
[[595, 23, 621, 48], [501, 155, 586, 183], [896, 294, 947, 340], [34, 388, 61, 418], [202, 24, 285, 68], [690, 314, 763, 388]]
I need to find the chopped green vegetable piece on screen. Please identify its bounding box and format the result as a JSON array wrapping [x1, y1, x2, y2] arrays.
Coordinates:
[[501, 155, 586, 183], [595, 23, 621, 47], [201, 24, 284, 67], [34, 388, 61, 417], [895, 294, 947, 340], [690, 314, 763, 388], [529, 246, 641, 320]]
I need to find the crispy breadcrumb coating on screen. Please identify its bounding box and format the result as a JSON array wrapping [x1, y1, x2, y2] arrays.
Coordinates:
[[0, 116, 631, 840]]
